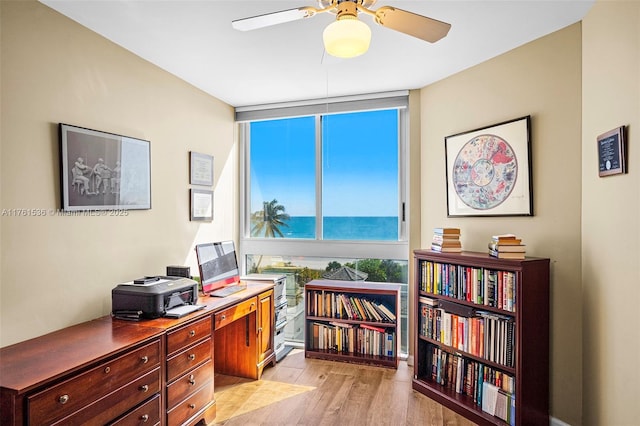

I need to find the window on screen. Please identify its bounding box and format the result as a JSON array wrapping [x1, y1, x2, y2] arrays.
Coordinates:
[[238, 92, 409, 355]]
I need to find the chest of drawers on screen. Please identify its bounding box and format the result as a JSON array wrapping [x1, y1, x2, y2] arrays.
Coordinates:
[[0, 320, 164, 426], [0, 282, 276, 426], [164, 315, 215, 426]]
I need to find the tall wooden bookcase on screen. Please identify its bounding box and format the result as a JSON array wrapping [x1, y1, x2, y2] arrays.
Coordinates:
[[305, 279, 400, 368], [412, 250, 549, 426]]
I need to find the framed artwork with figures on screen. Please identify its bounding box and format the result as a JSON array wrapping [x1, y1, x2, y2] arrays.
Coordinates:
[[445, 116, 533, 217], [59, 123, 151, 212]]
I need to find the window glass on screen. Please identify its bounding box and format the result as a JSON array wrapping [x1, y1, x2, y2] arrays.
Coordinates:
[[246, 254, 409, 355], [322, 110, 399, 240], [249, 117, 316, 238]]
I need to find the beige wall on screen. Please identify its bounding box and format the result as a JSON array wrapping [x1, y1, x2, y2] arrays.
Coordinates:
[[582, 1, 640, 425], [419, 25, 583, 424], [3, 1, 640, 424], [0, 1, 236, 346]]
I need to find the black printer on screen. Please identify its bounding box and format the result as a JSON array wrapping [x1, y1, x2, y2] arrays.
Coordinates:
[[112, 276, 200, 320]]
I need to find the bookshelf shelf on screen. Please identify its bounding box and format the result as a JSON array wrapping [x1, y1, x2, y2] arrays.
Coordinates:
[[304, 279, 401, 368], [412, 250, 549, 426]]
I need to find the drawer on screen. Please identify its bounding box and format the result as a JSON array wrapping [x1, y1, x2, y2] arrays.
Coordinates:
[[275, 327, 286, 353], [28, 339, 161, 425], [167, 382, 214, 426], [109, 393, 161, 426], [214, 297, 257, 330], [166, 315, 212, 355], [167, 337, 212, 383], [275, 303, 287, 327], [167, 359, 214, 409], [51, 367, 161, 426]]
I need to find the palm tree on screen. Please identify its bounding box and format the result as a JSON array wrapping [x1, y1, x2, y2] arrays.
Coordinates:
[[250, 199, 290, 273], [251, 199, 290, 237]]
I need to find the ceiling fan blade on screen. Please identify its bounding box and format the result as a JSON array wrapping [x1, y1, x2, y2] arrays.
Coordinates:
[[374, 6, 451, 43], [232, 7, 317, 31]]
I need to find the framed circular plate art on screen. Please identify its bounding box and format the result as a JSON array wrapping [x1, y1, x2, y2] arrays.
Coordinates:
[[445, 116, 533, 217]]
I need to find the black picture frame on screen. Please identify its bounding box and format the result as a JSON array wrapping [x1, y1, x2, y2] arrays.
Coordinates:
[[597, 126, 627, 177], [445, 116, 533, 217], [189, 151, 214, 186], [59, 123, 151, 211], [190, 189, 213, 222]]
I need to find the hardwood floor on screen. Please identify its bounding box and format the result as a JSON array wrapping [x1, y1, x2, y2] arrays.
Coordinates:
[[211, 349, 476, 426]]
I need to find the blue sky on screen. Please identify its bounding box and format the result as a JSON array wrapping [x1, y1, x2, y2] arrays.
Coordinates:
[[250, 109, 398, 217]]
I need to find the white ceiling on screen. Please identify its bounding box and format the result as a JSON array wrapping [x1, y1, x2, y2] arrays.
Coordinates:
[[40, 0, 594, 108]]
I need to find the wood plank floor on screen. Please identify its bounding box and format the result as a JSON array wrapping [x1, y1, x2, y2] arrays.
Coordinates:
[[211, 349, 476, 426]]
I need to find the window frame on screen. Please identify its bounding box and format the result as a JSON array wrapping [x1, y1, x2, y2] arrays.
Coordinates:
[[238, 92, 409, 265]]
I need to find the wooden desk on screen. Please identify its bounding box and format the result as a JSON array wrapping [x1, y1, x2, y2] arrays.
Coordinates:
[[0, 283, 275, 426]]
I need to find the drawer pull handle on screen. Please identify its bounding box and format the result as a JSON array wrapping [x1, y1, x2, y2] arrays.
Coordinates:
[[140, 384, 149, 392], [189, 330, 196, 337], [189, 403, 196, 409], [141, 414, 149, 422], [140, 355, 149, 363], [58, 394, 69, 405], [104, 366, 111, 374], [258, 327, 263, 332], [220, 315, 226, 320], [188, 375, 196, 385], [188, 353, 196, 361]]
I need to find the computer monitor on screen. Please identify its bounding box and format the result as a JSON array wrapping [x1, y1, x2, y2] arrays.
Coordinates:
[[195, 241, 241, 294]]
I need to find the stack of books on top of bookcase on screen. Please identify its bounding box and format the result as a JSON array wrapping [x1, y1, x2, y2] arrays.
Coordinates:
[[432, 227, 462, 252], [488, 234, 525, 259]]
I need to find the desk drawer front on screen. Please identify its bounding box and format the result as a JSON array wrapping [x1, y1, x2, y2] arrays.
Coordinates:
[[167, 382, 214, 426], [167, 359, 214, 409], [166, 316, 212, 355], [166, 337, 212, 383], [28, 339, 161, 425], [109, 393, 161, 426], [50, 367, 161, 426], [215, 297, 257, 330]]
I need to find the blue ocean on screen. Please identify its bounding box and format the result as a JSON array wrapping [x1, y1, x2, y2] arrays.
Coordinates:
[[281, 216, 398, 240]]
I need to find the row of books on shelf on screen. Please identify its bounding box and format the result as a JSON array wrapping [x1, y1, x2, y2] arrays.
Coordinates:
[[306, 290, 396, 323], [431, 227, 462, 253], [308, 321, 396, 358], [419, 261, 517, 312], [488, 234, 526, 260], [420, 297, 515, 368], [426, 345, 515, 425]]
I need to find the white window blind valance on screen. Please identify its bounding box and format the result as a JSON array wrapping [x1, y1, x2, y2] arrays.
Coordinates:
[[235, 91, 408, 122]]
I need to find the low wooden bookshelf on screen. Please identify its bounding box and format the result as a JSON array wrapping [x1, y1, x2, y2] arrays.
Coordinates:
[[304, 279, 400, 368], [412, 250, 550, 426]]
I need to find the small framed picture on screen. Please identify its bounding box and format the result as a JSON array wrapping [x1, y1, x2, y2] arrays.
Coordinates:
[[597, 126, 626, 177], [190, 189, 213, 221], [190, 151, 214, 186]]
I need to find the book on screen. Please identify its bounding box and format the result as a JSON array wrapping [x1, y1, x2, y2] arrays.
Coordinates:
[[491, 234, 522, 245], [487, 241, 526, 252], [494, 390, 510, 422], [433, 227, 461, 235], [432, 234, 461, 244], [431, 244, 462, 253], [489, 248, 525, 259], [360, 323, 386, 333], [432, 239, 462, 248], [481, 381, 499, 415]]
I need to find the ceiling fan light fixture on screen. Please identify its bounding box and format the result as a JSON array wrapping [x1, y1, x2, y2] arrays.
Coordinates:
[[323, 15, 371, 58]]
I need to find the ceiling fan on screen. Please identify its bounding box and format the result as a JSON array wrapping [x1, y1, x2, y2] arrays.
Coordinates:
[[232, 0, 451, 58]]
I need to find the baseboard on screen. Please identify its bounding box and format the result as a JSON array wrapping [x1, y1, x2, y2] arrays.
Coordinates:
[[550, 416, 572, 426], [406, 355, 414, 367]]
